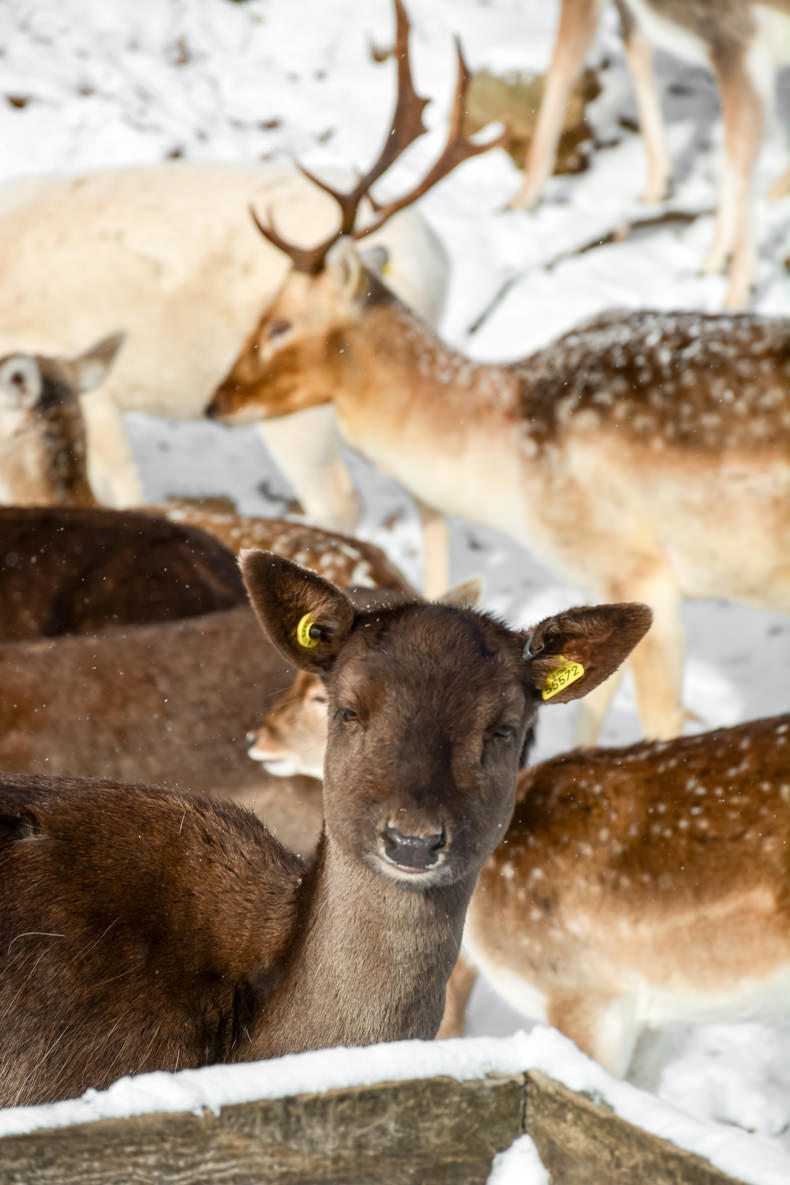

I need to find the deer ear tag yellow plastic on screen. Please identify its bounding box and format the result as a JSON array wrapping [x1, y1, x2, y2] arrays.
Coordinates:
[[541, 657, 585, 700], [296, 613, 323, 648]]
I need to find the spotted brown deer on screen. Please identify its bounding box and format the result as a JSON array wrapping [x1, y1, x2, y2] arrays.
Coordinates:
[[509, 0, 790, 308], [0, 551, 648, 1105], [204, 3, 790, 742], [241, 674, 790, 1075], [0, 336, 414, 593]]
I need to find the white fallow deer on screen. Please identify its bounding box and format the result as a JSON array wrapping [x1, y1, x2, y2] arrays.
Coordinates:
[[242, 673, 790, 1077], [0, 552, 648, 1105], [204, 4, 790, 743], [0, 334, 416, 592], [509, 0, 790, 309], [0, 4, 448, 531]]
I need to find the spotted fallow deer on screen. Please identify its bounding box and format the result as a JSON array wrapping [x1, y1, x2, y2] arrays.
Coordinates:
[[509, 0, 790, 308], [0, 552, 648, 1105], [239, 674, 790, 1075], [204, 2, 790, 743], [0, 335, 414, 595]]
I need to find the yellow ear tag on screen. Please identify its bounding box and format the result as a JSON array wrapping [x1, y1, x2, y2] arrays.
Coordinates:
[[541, 656, 585, 701], [296, 613, 322, 649]]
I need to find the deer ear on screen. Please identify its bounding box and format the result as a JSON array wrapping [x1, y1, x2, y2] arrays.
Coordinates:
[[436, 577, 484, 609], [70, 331, 126, 394], [0, 355, 42, 407], [326, 237, 366, 303], [523, 602, 652, 704], [240, 549, 356, 674]]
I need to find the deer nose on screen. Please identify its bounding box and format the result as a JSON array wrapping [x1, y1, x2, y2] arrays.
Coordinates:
[[381, 823, 447, 870], [204, 399, 220, 419], [246, 730, 257, 745]]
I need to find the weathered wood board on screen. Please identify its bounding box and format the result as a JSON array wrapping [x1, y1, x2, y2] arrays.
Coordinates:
[[0, 1070, 750, 1185]]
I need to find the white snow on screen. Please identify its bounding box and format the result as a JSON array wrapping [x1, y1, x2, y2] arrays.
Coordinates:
[[2, 0, 790, 1177]]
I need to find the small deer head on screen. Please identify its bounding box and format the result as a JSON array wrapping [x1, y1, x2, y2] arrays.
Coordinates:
[[206, 0, 502, 424], [241, 549, 651, 888], [0, 332, 125, 440]]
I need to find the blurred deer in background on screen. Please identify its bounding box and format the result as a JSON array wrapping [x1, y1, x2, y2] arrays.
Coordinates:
[[0, 553, 648, 1104], [0, 0, 448, 531], [0, 334, 417, 590], [509, 0, 790, 309], [205, 0, 790, 743]]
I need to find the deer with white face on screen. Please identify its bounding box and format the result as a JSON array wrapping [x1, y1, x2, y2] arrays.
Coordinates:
[[509, 0, 790, 309], [205, 2, 790, 744], [0, 551, 648, 1105], [242, 670, 790, 1077]]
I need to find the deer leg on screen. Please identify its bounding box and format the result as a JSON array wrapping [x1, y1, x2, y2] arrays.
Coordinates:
[[81, 389, 143, 507], [703, 45, 765, 308], [767, 165, 790, 200], [548, 990, 640, 1078], [436, 954, 478, 1039], [414, 497, 450, 599], [620, 10, 672, 203], [257, 406, 362, 534], [509, 0, 603, 211]]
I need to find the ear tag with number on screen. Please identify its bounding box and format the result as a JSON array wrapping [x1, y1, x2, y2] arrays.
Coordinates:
[[541, 656, 585, 701], [296, 613, 323, 649]]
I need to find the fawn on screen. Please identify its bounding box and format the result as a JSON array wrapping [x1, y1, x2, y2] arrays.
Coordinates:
[[205, 1, 790, 742], [509, 0, 790, 308], [0, 551, 648, 1104]]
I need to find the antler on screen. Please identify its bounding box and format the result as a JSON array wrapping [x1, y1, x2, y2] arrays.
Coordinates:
[[251, 0, 504, 273], [353, 41, 507, 242]]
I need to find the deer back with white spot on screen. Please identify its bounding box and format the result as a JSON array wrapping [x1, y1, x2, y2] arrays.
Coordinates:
[[461, 713, 790, 1075], [204, 10, 790, 742]]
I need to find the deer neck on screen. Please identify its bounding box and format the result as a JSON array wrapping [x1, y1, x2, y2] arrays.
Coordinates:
[[0, 403, 96, 508], [247, 831, 473, 1059], [331, 299, 519, 452]]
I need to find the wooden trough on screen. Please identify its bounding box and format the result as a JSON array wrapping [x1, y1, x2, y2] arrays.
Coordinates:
[[0, 1068, 751, 1185]]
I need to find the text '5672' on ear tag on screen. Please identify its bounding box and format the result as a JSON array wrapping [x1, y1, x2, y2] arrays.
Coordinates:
[[296, 613, 323, 649], [541, 656, 585, 701]]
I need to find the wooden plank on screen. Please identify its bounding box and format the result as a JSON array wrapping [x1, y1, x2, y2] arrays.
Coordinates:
[[524, 1070, 747, 1185], [0, 1073, 525, 1185]]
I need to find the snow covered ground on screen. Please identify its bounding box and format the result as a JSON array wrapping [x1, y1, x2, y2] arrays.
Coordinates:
[[2, 0, 790, 1178]]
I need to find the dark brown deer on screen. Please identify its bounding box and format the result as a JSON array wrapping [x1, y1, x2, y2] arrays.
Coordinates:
[[0, 505, 247, 642], [205, 0, 790, 744], [244, 669, 790, 1074], [0, 551, 649, 1105]]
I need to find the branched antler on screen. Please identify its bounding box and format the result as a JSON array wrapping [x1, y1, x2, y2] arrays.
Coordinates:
[[251, 0, 504, 273]]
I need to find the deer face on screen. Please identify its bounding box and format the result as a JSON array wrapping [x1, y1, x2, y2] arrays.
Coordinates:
[[241, 550, 652, 892], [0, 334, 125, 442], [248, 670, 328, 780], [207, 243, 370, 424]]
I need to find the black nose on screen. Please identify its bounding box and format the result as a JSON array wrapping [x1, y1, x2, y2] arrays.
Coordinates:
[[246, 730, 256, 744], [381, 824, 446, 870], [204, 400, 219, 419]]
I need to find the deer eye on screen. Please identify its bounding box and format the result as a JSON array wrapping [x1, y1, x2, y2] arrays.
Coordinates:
[[492, 725, 515, 740], [340, 707, 358, 723], [268, 318, 292, 340], [310, 692, 328, 706]]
